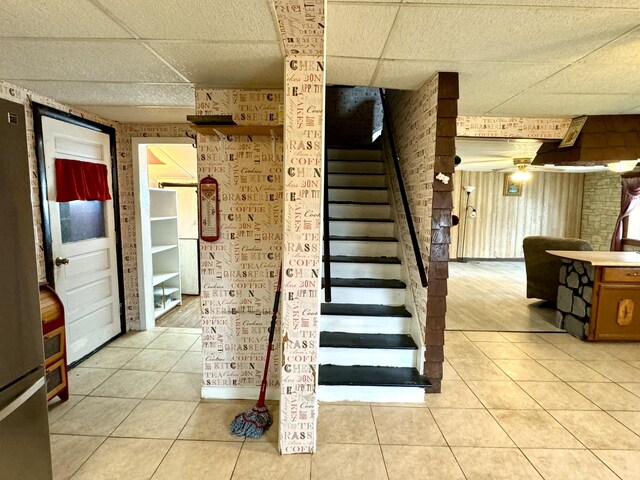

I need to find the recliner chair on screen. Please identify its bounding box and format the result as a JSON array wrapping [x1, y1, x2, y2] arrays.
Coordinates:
[[522, 236, 593, 303]]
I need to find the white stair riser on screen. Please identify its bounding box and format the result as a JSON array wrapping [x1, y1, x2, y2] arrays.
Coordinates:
[[329, 221, 394, 237], [329, 204, 391, 219], [329, 286, 405, 305], [326, 262, 401, 279], [328, 174, 386, 187], [318, 385, 425, 403], [328, 161, 384, 174], [328, 149, 382, 161], [329, 188, 388, 203], [319, 347, 416, 368], [330, 240, 397, 257], [320, 315, 411, 335]]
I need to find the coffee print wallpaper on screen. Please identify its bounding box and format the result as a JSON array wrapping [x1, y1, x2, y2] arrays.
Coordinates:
[[194, 88, 284, 399], [274, 0, 325, 454]]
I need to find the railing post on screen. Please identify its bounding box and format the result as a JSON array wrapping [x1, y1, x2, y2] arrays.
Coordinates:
[[323, 143, 332, 302]]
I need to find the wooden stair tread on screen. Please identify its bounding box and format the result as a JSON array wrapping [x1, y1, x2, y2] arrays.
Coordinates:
[[323, 278, 406, 288], [329, 217, 394, 223], [320, 332, 417, 349], [321, 303, 411, 317], [329, 235, 397, 242], [319, 365, 430, 387], [326, 255, 400, 264]]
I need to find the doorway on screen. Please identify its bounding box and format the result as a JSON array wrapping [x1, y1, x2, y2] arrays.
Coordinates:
[[133, 138, 200, 330], [33, 104, 125, 364]]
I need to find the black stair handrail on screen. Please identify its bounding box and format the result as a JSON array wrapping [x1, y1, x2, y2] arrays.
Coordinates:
[[323, 142, 332, 302], [379, 89, 428, 288]]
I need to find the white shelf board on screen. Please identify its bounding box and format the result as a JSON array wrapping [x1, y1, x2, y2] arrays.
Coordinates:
[[152, 272, 180, 286], [154, 287, 179, 296], [150, 216, 178, 222], [151, 244, 178, 254], [154, 298, 181, 319]]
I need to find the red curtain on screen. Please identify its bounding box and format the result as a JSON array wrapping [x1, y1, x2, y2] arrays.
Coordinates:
[[55, 159, 112, 202], [610, 172, 640, 251]]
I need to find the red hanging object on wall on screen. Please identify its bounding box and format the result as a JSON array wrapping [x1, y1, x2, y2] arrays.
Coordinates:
[[199, 175, 220, 242], [55, 158, 112, 202]]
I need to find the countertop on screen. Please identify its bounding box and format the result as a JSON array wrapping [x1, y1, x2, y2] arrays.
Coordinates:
[[546, 250, 640, 267]]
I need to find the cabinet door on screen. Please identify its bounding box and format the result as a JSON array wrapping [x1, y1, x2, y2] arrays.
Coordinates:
[[594, 284, 640, 340]]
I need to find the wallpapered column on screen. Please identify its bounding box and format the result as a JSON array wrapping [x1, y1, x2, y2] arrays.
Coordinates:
[[386, 73, 458, 393], [273, 0, 326, 454], [194, 89, 284, 397]]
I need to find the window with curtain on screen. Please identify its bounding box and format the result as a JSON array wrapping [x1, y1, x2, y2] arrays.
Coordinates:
[[611, 172, 640, 250]]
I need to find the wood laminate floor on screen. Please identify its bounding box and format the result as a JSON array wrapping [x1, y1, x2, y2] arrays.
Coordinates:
[[156, 295, 200, 328], [447, 261, 562, 332]]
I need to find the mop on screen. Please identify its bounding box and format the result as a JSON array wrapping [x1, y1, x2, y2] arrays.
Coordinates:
[[229, 266, 282, 439]]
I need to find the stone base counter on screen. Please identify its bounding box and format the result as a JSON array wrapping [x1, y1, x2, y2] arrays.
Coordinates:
[[548, 251, 640, 341]]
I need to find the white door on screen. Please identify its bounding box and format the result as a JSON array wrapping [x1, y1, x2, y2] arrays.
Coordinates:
[[42, 117, 121, 363], [176, 186, 199, 295]]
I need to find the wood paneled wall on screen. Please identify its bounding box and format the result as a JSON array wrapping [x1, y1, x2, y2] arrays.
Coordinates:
[[451, 171, 584, 259]]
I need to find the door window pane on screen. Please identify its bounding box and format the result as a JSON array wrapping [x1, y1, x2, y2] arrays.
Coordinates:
[[59, 200, 106, 243]]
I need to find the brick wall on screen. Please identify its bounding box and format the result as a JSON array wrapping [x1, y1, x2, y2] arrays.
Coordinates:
[[326, 87, 382, 146], [385, 72, 459, 393], [580, 171, 621, 251]]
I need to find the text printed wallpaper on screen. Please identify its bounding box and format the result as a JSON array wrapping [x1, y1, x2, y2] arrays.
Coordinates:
[[195, 89, 284, 392], [274, 0, 326, 454]]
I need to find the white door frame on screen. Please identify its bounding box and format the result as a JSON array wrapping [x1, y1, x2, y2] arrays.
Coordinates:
[[33, 103, 125, 361], [132, 137, 195, 330]]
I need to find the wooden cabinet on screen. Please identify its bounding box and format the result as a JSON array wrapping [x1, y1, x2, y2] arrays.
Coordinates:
[[40, 283, 69, 401], [589, 268, 640, 341]]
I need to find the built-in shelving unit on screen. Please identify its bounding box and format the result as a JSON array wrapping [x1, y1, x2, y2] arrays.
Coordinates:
[[150, 188, 181, 319]]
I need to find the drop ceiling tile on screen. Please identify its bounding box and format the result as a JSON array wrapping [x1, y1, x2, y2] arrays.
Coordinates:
[[0, 40, 183, 82], [404, 0, 640, 6], [13, 81, 194, 106], [327, 3, 399, 58], [384, 5, 639, 63], [0, 0, 132, 38], [80, 106, 194, 123], [458, 92, 517, 116], [327, 57, 378, 86], [373, 59, 561, 92], [529, 62, 640, 94], [489, 93, 639, 116], [581, 26, 640, 64], [96, 0, 278, 41], [150, 42, 283, 87]]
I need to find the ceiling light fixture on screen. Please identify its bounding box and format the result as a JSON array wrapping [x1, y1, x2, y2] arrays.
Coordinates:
[[511, 170, 532, 182], [607, 160, 638, 173]]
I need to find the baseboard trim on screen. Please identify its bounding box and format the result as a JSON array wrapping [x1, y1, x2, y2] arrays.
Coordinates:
[[454, 257, 525, 262], [201, 386, 280, 401]]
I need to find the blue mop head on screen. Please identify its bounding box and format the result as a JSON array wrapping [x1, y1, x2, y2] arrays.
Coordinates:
[[229, 405, 273, 439]]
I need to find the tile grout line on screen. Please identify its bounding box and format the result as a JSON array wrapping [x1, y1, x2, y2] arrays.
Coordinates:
[[368, 404, 391, 480], [228, 438, 247, 480]]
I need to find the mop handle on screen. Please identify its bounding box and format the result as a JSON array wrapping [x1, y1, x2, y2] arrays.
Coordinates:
[[256, 266, 282, 408]]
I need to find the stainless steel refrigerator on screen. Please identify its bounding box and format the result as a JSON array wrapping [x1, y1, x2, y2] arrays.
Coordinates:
[[0, 98, 53, 479]]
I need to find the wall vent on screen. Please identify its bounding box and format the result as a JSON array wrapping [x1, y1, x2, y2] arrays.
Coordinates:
[[7, 112, 18, 125]]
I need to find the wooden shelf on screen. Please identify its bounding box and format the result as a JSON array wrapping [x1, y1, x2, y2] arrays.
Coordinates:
[[152, 272, 180, 286], [191, 124, 283, 136], [151, 244, 178, 254], [150, 216, 177, 222]]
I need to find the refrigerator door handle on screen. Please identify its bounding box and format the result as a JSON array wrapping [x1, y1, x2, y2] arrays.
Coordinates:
[[0, 377, 45, 423]]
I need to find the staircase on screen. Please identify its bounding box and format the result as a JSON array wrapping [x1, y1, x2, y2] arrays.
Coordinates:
[[318, 147, 430, 403]]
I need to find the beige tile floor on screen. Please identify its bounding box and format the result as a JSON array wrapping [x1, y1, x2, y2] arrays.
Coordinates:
[[48, 328, 640, 479]]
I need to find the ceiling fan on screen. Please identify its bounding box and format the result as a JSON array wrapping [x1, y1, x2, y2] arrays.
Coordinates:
[[492, 157, 558, 181]]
